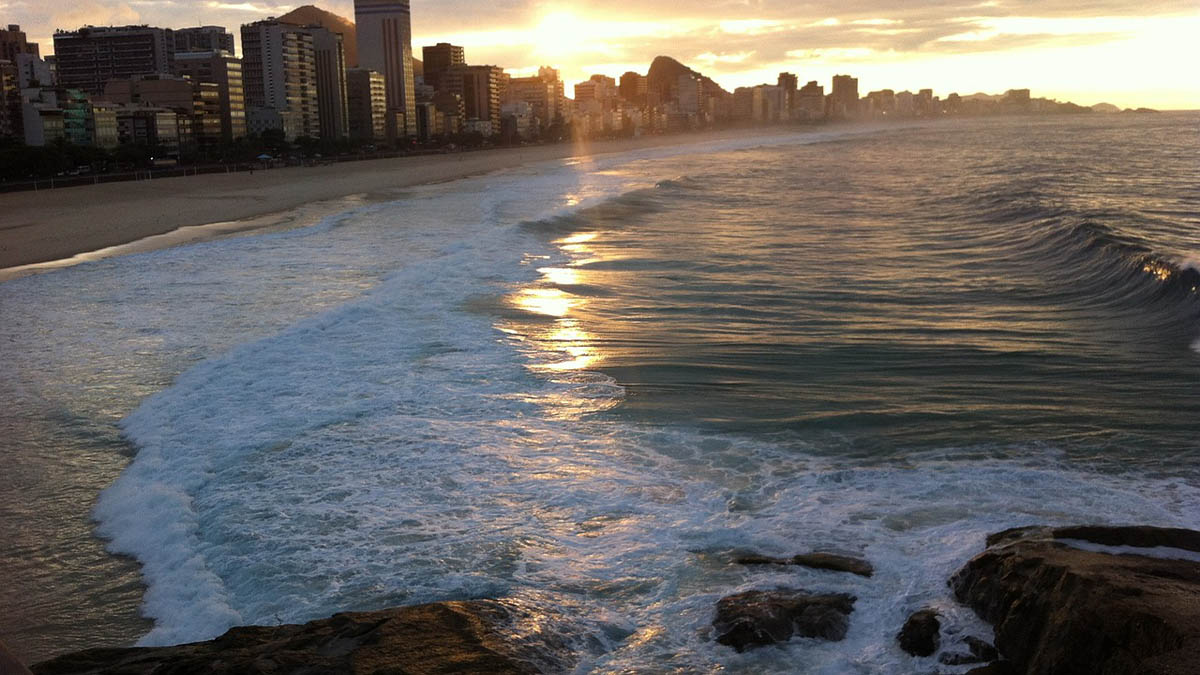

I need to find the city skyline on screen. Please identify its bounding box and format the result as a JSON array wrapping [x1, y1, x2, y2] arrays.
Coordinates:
[[6, 1, 1198, 109]]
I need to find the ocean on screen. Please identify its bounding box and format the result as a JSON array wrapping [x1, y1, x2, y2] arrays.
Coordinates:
[[1, 112, 1198, 672]]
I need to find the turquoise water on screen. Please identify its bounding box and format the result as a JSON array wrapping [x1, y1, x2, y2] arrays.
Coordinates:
[[1, 114, 1197, 671]]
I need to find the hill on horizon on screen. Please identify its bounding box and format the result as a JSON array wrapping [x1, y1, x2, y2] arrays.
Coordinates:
[[646, 55, 730, 104], [275, 4, 423, 76], [277, 5, 357, 67]]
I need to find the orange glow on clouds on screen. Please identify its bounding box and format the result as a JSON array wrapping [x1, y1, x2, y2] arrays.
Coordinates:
[[411, 7, 1200, 109]]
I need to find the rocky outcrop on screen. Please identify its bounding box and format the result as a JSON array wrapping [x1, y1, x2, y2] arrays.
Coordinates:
[[712, 589, 856, 652], [32, 600, 562, 675], [896, 608, 940, 657], [736, 552, 874, 577], [939, 635, 998, 665], [950, 525, 1200, 675]]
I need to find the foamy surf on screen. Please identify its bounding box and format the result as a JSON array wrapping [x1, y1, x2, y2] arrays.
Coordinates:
[[82, 119, 1200, 672]]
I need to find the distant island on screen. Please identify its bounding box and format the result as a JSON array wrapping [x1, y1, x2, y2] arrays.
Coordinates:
[[1091, 102, 1160, 113]]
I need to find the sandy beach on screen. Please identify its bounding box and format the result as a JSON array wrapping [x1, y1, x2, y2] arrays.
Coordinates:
[[0, 127, 802, 274]]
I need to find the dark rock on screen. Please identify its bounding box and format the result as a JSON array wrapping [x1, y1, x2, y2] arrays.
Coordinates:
[[951, 525, 1200, 675], [965, 662, 1017, 675], [896, 608, 940, 657], [735, 554, 792, 566], [32, 600, 560, 675], [735, 551, 874, 577], [963, 635, 998, 662], [986, 525, 1200, 552], [790, 553, 874, 578], [712, 589, 856, 652]]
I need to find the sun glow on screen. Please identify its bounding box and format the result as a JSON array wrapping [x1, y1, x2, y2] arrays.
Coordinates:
[[533, 11, 585, 61]]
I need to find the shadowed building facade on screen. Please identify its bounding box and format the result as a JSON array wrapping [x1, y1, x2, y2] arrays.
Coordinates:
[[240, 19, 319, 140], [173, 50, 248, 141], [347, 67, 386, 141], [52, 26, 175, 96], [174, 27, 235, 54], [355, 0, 416, 137], [421, 42, 463, 92]]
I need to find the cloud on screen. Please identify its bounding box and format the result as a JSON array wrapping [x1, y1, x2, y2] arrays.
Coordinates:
[[51, 0, 140, 29], [9, 0, 1195, 107]]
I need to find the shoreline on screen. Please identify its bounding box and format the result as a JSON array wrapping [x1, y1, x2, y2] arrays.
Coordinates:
[[0, 126, 824, 276]]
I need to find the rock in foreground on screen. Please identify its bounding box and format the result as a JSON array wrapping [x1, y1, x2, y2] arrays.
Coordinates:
[[32, 600, 556, 675], [896, 608, 940, 657], [712, 589, 856, 652], [951, 525, 1200, 675]]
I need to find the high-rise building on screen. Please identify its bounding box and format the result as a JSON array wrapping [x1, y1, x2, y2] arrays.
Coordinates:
[[173, 50, 247, 141], [1, 24, 39, 61], [240, 19, 319, 139], [305, 25, 349, 140], [619, 71, 647, 106], [865, 88, 895, 117], [915, 88, 934, 117], [53, 26, 175, 96], [421, 42, 463, 91], [355, 0, 416, 136], [574, 74, 616, 105], [506, 73, 557, 128], [174, 27, 235, 54], [733, 86, 764, 122], [829, 74, 858, 118], [538, 66, 567, 122], [346, 68, 386, 141], [0, 60, 19, 140], [676, 73, 702, 115], [778, 72, 797, 118], [796, 80, 824, 120], [443, 64, 502, 123]]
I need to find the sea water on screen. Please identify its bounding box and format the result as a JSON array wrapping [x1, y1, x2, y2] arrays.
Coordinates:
[[1, 113, 1198, 672]]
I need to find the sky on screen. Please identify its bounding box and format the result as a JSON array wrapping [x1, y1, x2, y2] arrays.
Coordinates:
[[8, 0, 1200, 109]]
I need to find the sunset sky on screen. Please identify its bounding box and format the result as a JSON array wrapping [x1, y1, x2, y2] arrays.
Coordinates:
[[10, 0, 1200, 109]]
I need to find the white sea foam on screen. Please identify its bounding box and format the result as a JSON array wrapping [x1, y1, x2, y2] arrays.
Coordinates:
[[1058, 539, 1200, 563], [88, 128, 1200, 670]]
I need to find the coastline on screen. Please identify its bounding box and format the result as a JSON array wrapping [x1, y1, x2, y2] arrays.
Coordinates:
[[0, 126, 818, 276]]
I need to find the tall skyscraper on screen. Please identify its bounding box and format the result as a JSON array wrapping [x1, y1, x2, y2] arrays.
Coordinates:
[[53, 26, 175, 96], [355, 0, 416, 137], [240, 19, 319, 139], [305, 26, 349, 140], [175, 27, 235, 54], [421, 42, 463, 91]]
